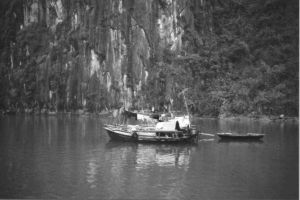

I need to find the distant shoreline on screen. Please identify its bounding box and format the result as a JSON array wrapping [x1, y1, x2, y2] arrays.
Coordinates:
[[1, 109, 298, 123], [195, 115, 299, 122]]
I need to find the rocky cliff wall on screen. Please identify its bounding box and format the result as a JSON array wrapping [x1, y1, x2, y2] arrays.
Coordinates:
[[14, 0, 188, 111], [1, 0, 298, 116]]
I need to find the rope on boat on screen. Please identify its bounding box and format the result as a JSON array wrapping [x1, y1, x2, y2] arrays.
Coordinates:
[[198, 133, 215, 137], [199, 138, 215, 142]]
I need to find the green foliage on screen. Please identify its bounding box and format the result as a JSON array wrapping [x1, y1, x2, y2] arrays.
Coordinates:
[[16, 23, 51, 56], [144, 0, 298, 117], [86, 74, 109, 112], [0, 0, 297, 117]]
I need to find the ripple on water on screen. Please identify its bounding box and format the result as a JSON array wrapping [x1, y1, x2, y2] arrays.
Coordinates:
[[0, 116, 298, 199]]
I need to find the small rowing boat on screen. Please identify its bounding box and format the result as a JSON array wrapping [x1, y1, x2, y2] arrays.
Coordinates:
[[217, 133, 265, 140]]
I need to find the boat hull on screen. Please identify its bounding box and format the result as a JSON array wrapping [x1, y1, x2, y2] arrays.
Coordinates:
[[105, 127, 198, 143], [106, 129, 134, 142], [217, 134, 264, 140]]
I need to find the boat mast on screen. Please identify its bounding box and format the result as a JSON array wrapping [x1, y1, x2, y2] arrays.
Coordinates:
[[179, 88, 190, 117], [183, 92, 190, 117]]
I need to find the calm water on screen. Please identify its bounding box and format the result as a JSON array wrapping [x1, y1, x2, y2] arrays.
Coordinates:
[[0, 115, 298, 199]]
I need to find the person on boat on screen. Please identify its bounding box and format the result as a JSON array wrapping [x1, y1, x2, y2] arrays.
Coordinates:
[[119, 106, 126, 124], [151, 106, 155, 112], [113, 105, 139, 124], [112, 105, 125, 124]]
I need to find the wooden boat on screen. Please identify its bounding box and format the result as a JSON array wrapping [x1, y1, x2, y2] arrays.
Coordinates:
[[104, 121, 198, 143], [106, 89, 197, 143], [217, 133, 265, 140]]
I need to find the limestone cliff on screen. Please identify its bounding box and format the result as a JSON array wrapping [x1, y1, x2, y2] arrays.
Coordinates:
[[1, 0, 298, 116], [10, 0, 189, 111]]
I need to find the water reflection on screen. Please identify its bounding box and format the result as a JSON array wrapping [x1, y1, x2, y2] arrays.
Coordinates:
[[104, 141, 196, 199], [135, 144, 192, 170], [106, 142, 195, 169], [217, 139, 264, 144], [0, 115, 298, 199], [86, 158, 98, 189]]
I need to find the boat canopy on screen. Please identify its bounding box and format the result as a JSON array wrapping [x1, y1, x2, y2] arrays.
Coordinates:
[[169, 115, 190, 129], [155, 121, 180, 131]]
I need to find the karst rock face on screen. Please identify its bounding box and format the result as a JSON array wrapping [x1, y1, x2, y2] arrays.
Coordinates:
[[18, 0, 190, 110], [3, 0, 297, 115]]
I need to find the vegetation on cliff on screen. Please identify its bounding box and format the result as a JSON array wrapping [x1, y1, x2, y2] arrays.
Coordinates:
[[0, 0, 298, 117], [142, 0, 299, 117]]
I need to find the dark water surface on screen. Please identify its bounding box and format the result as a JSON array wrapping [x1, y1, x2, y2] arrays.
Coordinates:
[[0, 115, 298, 199]]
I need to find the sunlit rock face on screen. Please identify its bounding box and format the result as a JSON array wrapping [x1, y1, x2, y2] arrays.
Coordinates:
[[3, 0, 298, 116], [90, 49, 100, 76], [157, 0, 183, 52], [20, 0, 188, 110], [23, 0, 44, 25], [47, 0, 65, 31]]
